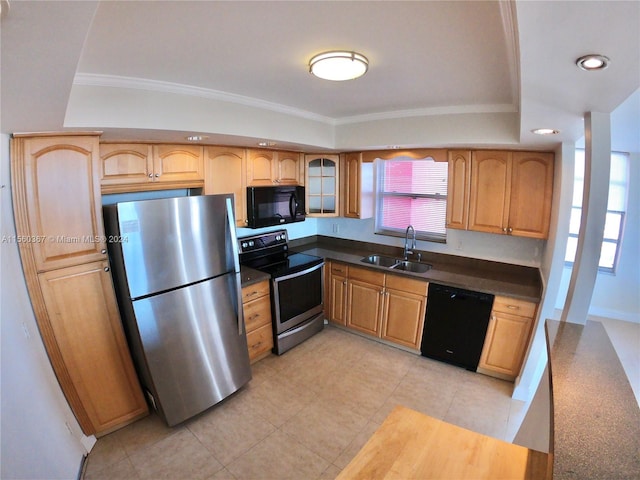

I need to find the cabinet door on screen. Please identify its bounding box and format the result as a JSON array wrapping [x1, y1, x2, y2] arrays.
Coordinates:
[[381, 288, 426, 350], [38, 261, 148, 434], [508, 152, 554, 239], [446, 150, 471, 230], [99, 143, 153, 188], [246, 149, 275, 186], [18, 135, 108, 272], [468, 151, 511, 234], [329, 273, 348, 325], [343, 152, 362, 218], [305, 154, 339, 217], [347, 278, 383, 336], [152, 144, 204, 183], [205, 146, 247, 227], [478, 312, 533, 380], [342, 152, 373, 219], [275, 151, 301, 185]]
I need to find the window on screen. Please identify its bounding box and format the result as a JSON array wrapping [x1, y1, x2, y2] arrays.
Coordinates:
[[375, 157, 448, 242], [565, 150, 629, 273]]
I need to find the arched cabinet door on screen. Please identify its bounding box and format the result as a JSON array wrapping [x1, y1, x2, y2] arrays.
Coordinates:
[[305, 154, 339, 217]]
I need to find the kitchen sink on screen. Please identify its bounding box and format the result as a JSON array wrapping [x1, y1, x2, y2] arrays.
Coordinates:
[[390, 260, 432, 273], [360, 254, 399, 267], [360, 255, 432, 273]]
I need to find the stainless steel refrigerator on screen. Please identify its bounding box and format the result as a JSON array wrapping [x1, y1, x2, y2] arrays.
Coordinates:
[[103, 194, 251, 426]]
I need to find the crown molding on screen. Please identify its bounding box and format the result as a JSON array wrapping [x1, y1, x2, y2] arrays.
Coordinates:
[[74, 73, 518, 129], [73, 73, 336, 125]]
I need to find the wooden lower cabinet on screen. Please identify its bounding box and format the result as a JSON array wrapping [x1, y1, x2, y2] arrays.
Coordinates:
[[380, 276, 428, 350], [478, 296, 536, 380], [327, 262, 348, 325], [38, 261, 148, 434], [346, 268, 385, 336], [343, 266, 427, 351], [242, 280, 274, 363]]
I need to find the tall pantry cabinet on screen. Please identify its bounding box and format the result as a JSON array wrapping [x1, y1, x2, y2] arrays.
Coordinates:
[[11, 133, 148, 436]]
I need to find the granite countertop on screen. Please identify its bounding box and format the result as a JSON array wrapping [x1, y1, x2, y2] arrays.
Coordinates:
[[546, 319, 640, 479], [240, 266, 270, 288], [292, 239, 542, 302]]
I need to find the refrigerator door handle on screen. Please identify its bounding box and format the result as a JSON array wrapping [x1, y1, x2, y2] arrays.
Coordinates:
[[226, 197, 244, 336], [226, 197, 240, 273]]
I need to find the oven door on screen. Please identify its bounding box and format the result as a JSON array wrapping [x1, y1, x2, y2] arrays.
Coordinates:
[[272, 262, 324, 334]]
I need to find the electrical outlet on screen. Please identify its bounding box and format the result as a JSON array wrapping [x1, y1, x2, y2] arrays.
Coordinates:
[[332, 224, 339, 233]]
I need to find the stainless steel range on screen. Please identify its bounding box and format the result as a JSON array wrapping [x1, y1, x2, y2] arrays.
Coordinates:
[[238, 230, 324, 354]]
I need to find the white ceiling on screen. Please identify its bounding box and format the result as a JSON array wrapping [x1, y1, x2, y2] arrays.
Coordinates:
[[1, 1, 639, 152]]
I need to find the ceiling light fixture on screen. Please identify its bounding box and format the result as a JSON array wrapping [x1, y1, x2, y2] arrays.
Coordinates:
[[258, 141, 276, 147], [309, 51, 369, 81], [185, 135, 208, 142], [576, 54, 610, 71], [531, 128, 560, 135]]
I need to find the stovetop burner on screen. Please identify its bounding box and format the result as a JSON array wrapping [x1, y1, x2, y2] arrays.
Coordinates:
[[238, 229, 323, 278]]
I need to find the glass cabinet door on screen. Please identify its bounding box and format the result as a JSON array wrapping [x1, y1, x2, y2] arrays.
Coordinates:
[[305, 154, 339, 216]]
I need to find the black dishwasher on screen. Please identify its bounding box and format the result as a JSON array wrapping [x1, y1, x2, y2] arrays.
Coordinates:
[[420, 283, 494, 371]]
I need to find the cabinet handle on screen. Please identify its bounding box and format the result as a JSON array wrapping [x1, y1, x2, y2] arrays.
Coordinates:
[[507, 305, 520, 310], [247, 291, 259, 297], [101, 249, 107, 254], [502, 227, 508, 233], [343, 281, 347, 285], [155, 173, 160, 178], [104, 266, 110, 272], [507, 227, 513, 234], [148, 173, 153, 178]]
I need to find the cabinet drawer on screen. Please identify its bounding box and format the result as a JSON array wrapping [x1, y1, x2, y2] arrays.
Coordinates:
[[492, 296, 537, 318], [349, 266, 384, 286], [247, 323, 274, 361], [385, 275, 428, 296], [331, 262, 349, 276], [242, 280, 270, 303], [244, 295, 272, 332]]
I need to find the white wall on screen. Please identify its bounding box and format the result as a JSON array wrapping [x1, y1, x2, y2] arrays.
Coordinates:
[[555, 151, 640, 322], [0, 134, 89, 479]]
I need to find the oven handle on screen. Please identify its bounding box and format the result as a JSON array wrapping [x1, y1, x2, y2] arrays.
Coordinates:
[[273, 261, 324, 284], [226, 197, 243, 336]]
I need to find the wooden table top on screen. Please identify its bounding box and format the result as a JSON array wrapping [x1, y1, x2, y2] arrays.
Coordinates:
[[336, 405, 549, 480]]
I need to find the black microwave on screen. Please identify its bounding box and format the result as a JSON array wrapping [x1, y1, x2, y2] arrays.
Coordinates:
[[246, 186, 306, 228]]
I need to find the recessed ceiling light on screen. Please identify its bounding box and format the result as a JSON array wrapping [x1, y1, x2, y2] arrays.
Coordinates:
[[185, 135, 208, 142], [258, 141, 276, 147], [309, 51, 369, 81], [531, 128, 560, 135], [576, 54, 610, 71]]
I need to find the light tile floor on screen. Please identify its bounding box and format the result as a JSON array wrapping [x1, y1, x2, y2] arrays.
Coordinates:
[[84, 325, 526, 480]]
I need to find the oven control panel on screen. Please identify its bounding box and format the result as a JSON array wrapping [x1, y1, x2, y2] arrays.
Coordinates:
[[238, 229, 288, 254]]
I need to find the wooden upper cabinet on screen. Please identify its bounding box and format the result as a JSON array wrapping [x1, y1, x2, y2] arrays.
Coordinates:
[[508, 152, 554, 239], [342, 152, 374, 219], [275, 151, 303, 185], [463, 149, 554, 239], [100, 143, 204, 193], [468, 150, 511, 235], [446, 150, 471, 230], [38, 261, 148, 433], [99, 143, 153, 187], [246, 149, 302, 186], [152, 144, 204, 183], [16, 135, 108, 272], [305, 154, 339, 217], [204, 146, 247, 227]]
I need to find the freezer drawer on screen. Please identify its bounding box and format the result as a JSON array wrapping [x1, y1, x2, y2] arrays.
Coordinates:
[[131, 274, 251, 426]]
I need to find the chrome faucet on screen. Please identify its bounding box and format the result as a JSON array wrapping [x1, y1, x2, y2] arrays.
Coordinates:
[[404, 225, 416, 260]]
